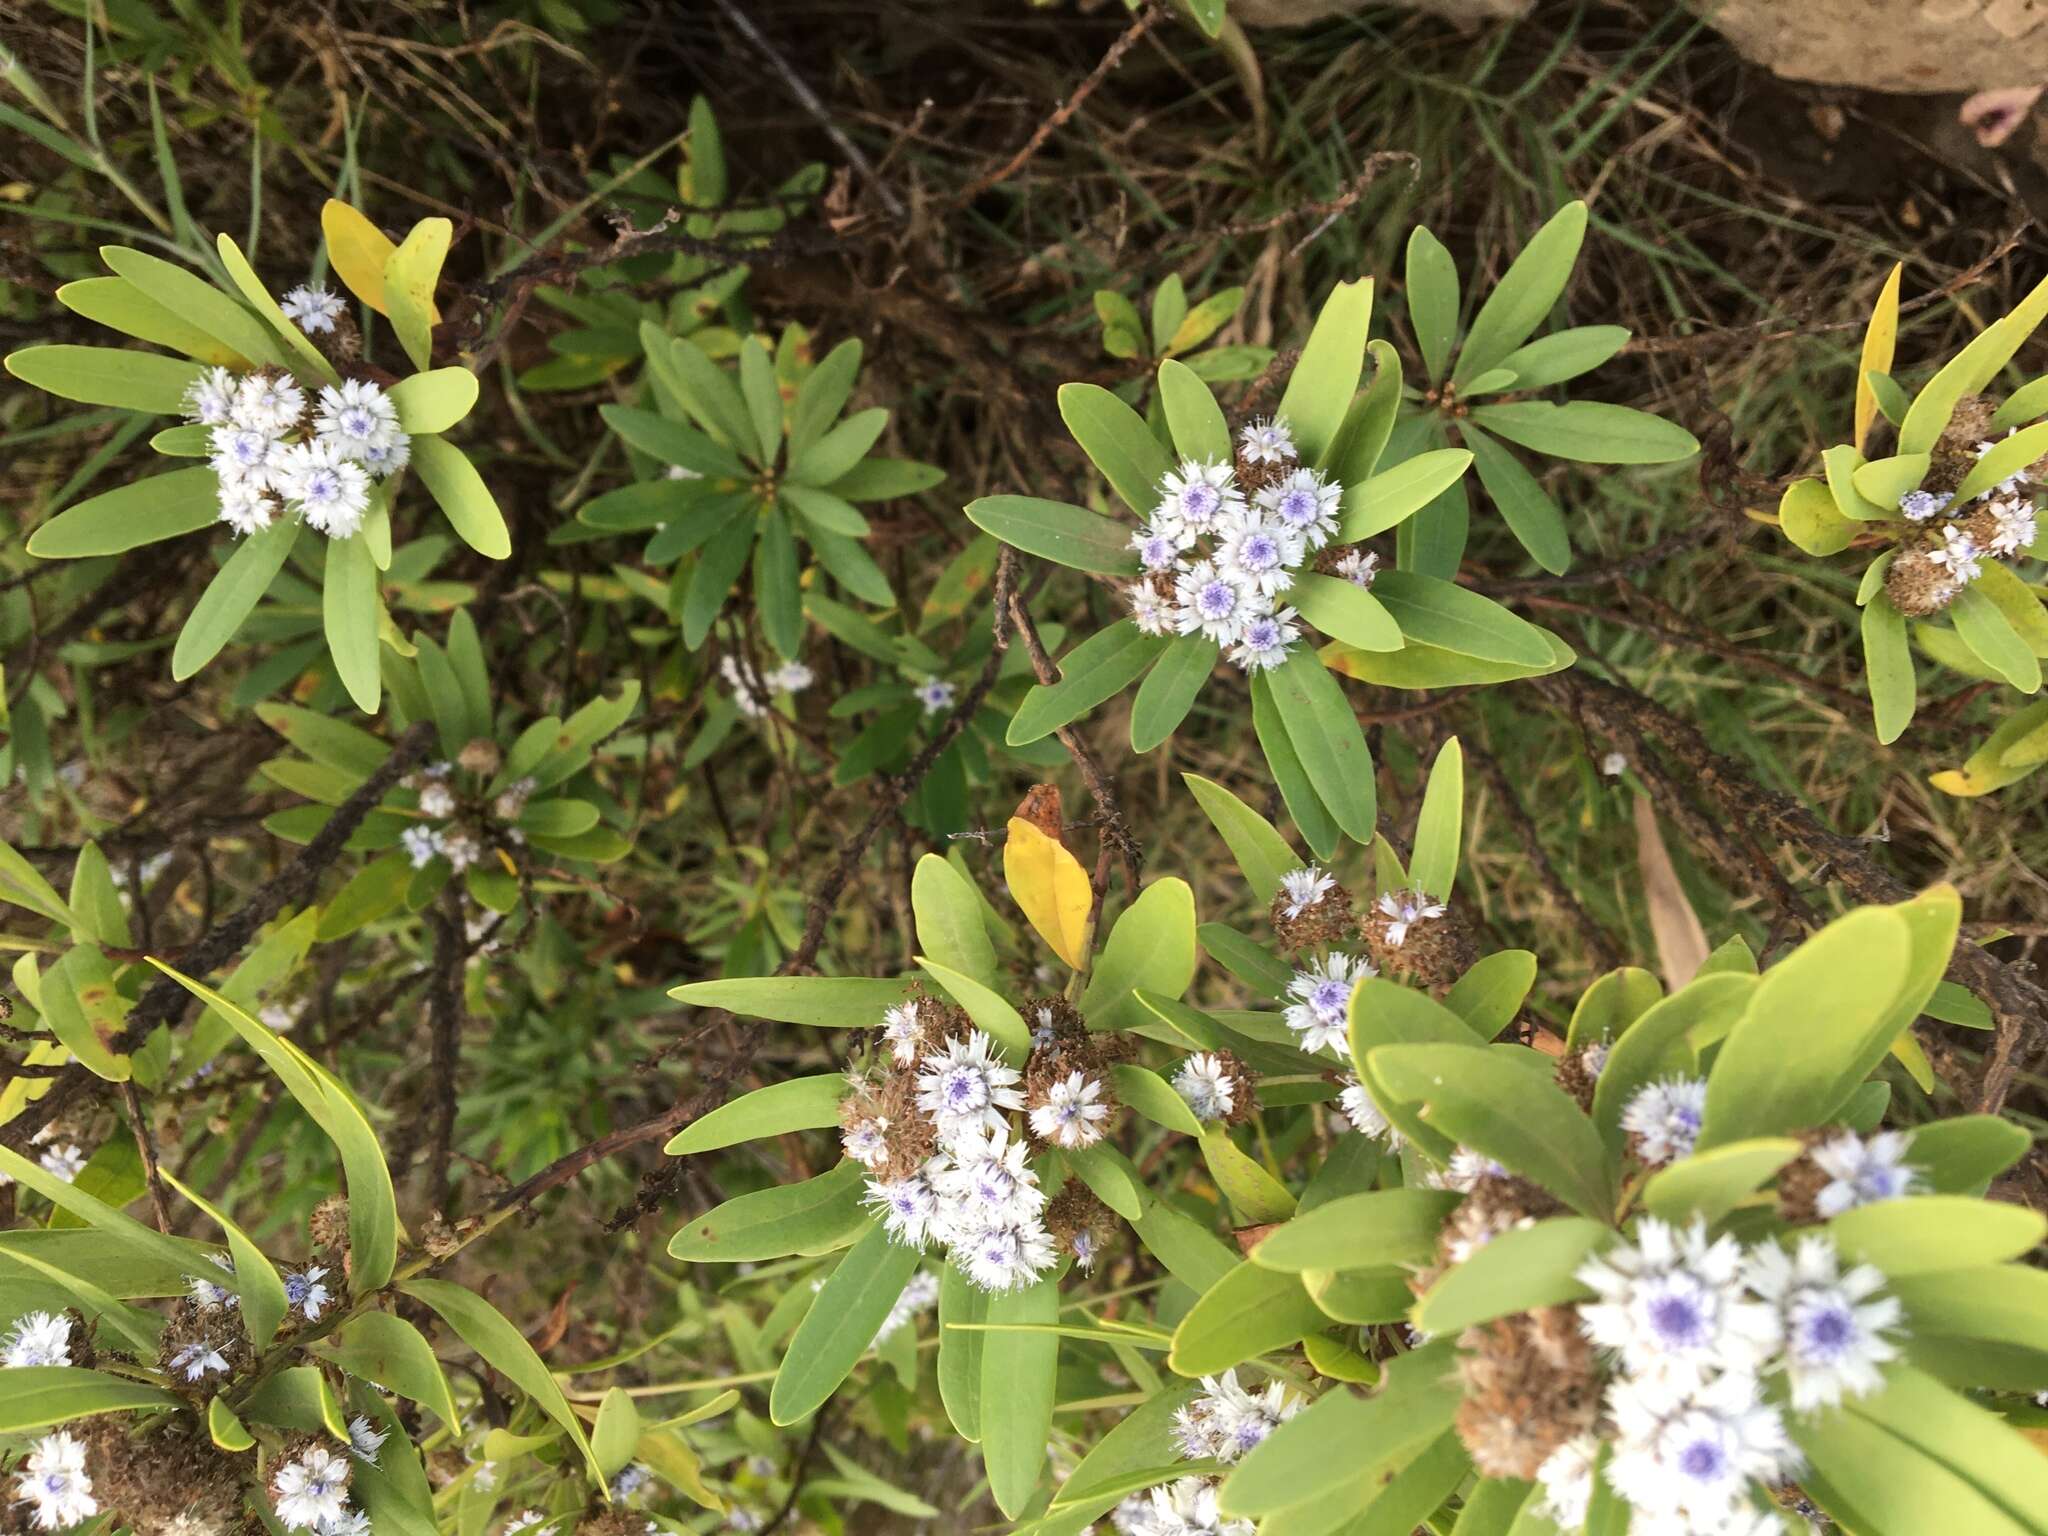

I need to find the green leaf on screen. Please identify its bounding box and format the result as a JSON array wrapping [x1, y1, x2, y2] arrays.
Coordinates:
[[1444, 950, 1538, 1038], [964, 494, 1140, 576], [981, 1274, 1061, 1517], [1182, 773, 1297, 903], [668, 1160, 868, 1261], [1952, 585, 2042, 692], [1405, 227, 1461, 384], [1699, 907, 1913, 1149], [1492, 325, 1630, 391], [1168, 1261, 1325, 1376], [1060, 382, 1173, 513], [1794, 1382, 2037, 1536], [174, 518, 300, 680], [1336, 448, 1474, 541], [1131, 634, 1218, 751], [1852, 453, 1933, 509], [26, 464, 221, 558], [0, 1241, 163, 1356], [1250, 1188, 1460, 1272], [401, 1276, 606, 1483], [1410, 737, 1463, 900], [1373, 1044, 1615, 1218], [1328, 339, 1406, 484], [1109, 1063, 1206, 1136], [1200, 1128, 1297, 1225], [1220, 1344, 1461, 1517], [770, 1222, 920, 1425], [938, 1262, 987, 1442], [912, 854, 997, 988], [149, 961, 401, 1292], [1370, 569, 1553, 666], [789, 338, 862, 460], [598, 403, 747, 477], [1641, 1138, 1802, 1226], [790, 406, 887, 487], [255, 702, 387, 777], [1328, 631, 1575, 690], [1827, 1195, 2047, 1276], [161, 1170, 289, 1351], [387, 368, 479, 435], [410, 435, 511, 560], [916, 957, 1032, 1059], [1131, 1199, 1239, 1294], [1081, 878, 1198, 1032], [309, 1311, 464, 1430], [1863, 594, 1917, 744], [1159, 359, 1231, 461], [0, 1367, 181, 1433], [38, 945, 130, 1082], [1453, 202, 1588, 385], [1900, 272, 2048, 455], [1291, 572, 1402, 652], [826, 455, 943, 501], [1840, 1366, 2048, 1534], [1413, 1217, 1609, 1335], [664, 1075, 846, 1156], [1462, 423, 1571, 575], [6, 343, 202, 413], [1064, 1143, 1147, 1222], [1266, 648, 1376, 844], [1009, 620, 1169, 746], [1346, 979, 1482, 1162], [98, 246, 284, 369], [0, 1145, 211, 1295], [383, 217, 451, 372], [58, 276, 247, 365], [1566, 966, 1664, 1051], [1467, 400, 1698, 464], [208, 1397, 255, 1452], [1779, 476, 1860, 557], [737, 338, 783, 469], [323, 531, 383, 713], [667, 974, 911, 1025], [1904, 1115, 2031, 1194], [1250, 670, 1339, 860], [1278, 278, 1374, 466]]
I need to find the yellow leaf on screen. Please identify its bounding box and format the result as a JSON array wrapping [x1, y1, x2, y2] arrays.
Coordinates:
[[383, 217, 452, 372], [1002, 816, 1091, 969], [1856, 262, 1903, 451], [321, 199, 397, 316]]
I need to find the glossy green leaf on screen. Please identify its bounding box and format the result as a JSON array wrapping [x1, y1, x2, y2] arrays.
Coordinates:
[[1278, 278, 1373, 466], [664, 1075, 846, 1156], [1863, 593, 1917, 744], [667, 974, 912, 1025], [1779, 476, 1859, 557], [1827, 1195, 2047, 1276], [1250, 1188, 1460, 1272], [0, 1367, 181, 1433], [1182, 773, 1297, 903], [1410, 737, 1463, 900], [1060, 382, 1173, 512], [1008, 621, 1169, 746], [1492, 325, 1630, 391], [938, 1262, 987, 1442], [1159, 359, 1230, 461], [1452, 202, 1587, 385], [770, 1222, 920, 1424], [981, 1274, 1061, 1517], [916, 957, 1032, 1060], [1265, 648, 1375, 844], [323, 530, 383, 713], [174, 518, 300, 680], [26, 464, 221, 558], [1413, 1217, 1608, 1335], [1642, 1139, 1801, 1226], [56, 276, 246, 364], [668, 1160, 868, 1261], [387, 368, 479, 434], [1336, 448, 1473, 540], [1168, 1262, 1325, 1377], [1952, 585, 2042, 692], [161, 1170, 289, 1350], [1370, 569, 1553, 665], [964, 494, 1139, 575], [789, 406, 887, 487], [410, 435, 510, 559], [1405, 227, 1460, 383], [1462, 422, 1570, 574], [1291, 572, 1402, 652], [1081, 878, 1198, 1032], [99, 246, 284, 368], [1468, 400, 1698, 464], [1110, 1063, 1206, 1137], [1131, 634, 1218, 751], [6, 344, 203, 413], [1444, 950, 1538, 1038], [402, 1276, 605, 1483], [309, 1311, 464, 1429], [1251, 669, 1340, 860]]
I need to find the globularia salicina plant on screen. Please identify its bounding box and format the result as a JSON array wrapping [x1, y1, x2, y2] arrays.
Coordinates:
[[657, 757, 2044, 1536], [0, 965, 723, 1536], [1775, 265, 2048, 795], [966, 268, 1581, 858], [5, 201, 507, 714]]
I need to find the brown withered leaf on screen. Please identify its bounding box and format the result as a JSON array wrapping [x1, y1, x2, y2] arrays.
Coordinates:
[[1633, 795, 1710, 990], [1015, 784, 1063, 841]]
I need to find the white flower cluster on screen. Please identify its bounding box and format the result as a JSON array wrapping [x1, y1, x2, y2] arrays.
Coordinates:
[[181, 363, 410, 540], [14, 1432, 96, 1531], [1110, 1476, 1253, 1536], [1123, 420, 1350, 672], [1536, 1217, 1903, 1534], [863, 1030, 1057, 1294], [272, 1445, 359, 1534], [1282, 951, 1372, 1057], [1172, 1369, 1303, 1463], [0, 1127, 89, 1188], [283, 1265, 332, 1322], [1622, 1076, 1708, 1166], [1807, 1129, 1920, 1216], [871, 1269, 941, 1346], [1171, 1053, 1238, 1123], [1896, 432, 2040, 601], [721, 654, 813, 719], [400, 764, 480, 872], [1027, 1069, 1113, 1149], [1, 1311, 71, 1368], [912, 678, 955, 716]]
